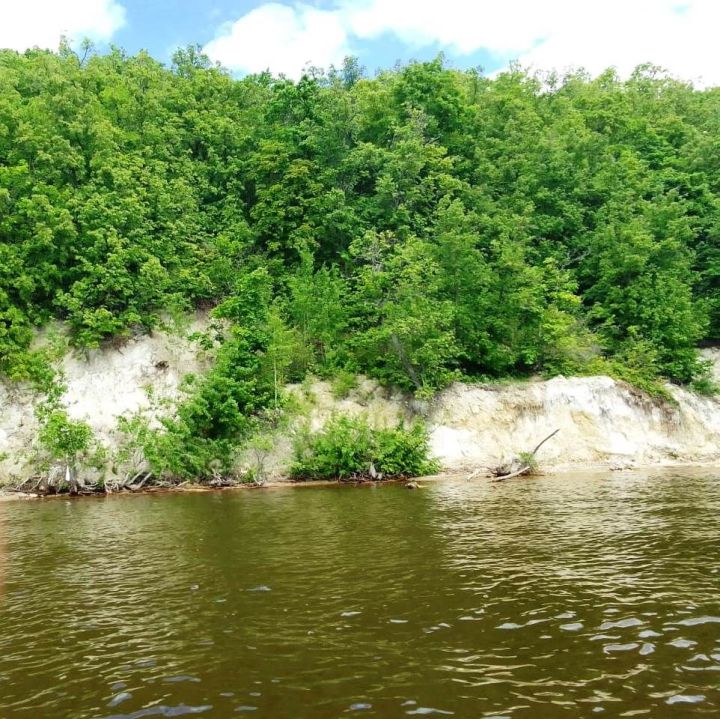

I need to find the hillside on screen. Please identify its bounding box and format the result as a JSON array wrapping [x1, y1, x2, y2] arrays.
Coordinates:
[[2, 47, 720, 479]]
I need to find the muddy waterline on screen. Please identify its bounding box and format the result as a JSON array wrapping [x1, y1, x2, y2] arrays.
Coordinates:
[[0, 471, 718, 718]]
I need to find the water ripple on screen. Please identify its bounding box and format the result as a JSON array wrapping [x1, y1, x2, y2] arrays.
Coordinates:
[[0, 472, 718, 717]]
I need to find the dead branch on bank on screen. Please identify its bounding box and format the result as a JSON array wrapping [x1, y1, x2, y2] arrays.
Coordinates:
[[467, 428, 560, 482], [491, 428, 559, 481]]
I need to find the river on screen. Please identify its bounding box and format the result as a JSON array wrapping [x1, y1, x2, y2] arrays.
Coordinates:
[[0, 472, 718, 718]]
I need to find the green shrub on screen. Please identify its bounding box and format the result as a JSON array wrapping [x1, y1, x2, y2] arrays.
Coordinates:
[[117, 271, 273, 480], [582, 338, 675, 401], [689, 360, 719, 396], [290, 413, 438, 480], [37, 410, 94, 467], [517, 451, 539, 473], [330, 370, 359, 399]]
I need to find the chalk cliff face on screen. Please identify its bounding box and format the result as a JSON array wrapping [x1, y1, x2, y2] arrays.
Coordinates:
[[427, 374, 720, 472], [277, 361, 720, 476], [0, 315, 211, 482], [1, 322, 720, 483]]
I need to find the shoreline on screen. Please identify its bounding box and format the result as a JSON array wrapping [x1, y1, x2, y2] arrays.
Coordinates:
[[3, 460, 720, 503], [5, 343, 720, 489]]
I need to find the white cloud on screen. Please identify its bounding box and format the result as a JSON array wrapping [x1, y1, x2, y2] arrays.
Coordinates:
[[343, 0, 556, 54], [204, 2, 349, 79], [344, 0, 720, 85], [0, 0, 126, 51], [205, 0, 720, 86], [516, 0, 720, 86]]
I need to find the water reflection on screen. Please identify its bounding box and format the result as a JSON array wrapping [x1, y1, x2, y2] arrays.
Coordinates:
[[0, 473, 718, 718]]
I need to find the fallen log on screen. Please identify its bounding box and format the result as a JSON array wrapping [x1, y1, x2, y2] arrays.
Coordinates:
[[491, 428, 560, 482]]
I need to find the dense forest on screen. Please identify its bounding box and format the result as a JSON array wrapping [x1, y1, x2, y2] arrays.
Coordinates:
[[2, 44, 720, 477]]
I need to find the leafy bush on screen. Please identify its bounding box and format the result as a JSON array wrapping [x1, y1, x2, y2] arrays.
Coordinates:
[[330, 370, 359, 399], [583, 338, 675, 401], [37, 410, 94, 468], [290, 414, 438, 480], [689, 360, 719, 396], [135, 332, 275, 480], [517, 451, 539, 474]]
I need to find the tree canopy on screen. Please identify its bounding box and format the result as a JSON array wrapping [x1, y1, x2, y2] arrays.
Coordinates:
[[1, 47, 719, 395]]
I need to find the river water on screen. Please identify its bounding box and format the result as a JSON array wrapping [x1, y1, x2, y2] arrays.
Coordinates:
[[0, 472, 718, 718]]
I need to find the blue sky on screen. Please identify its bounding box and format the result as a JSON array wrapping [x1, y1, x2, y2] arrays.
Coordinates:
[[0, 1, 717, 85], [110, 0, 501, 74]]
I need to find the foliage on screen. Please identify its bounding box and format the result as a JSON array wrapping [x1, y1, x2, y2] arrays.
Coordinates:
[[517, 451, 539, 473], [290, 414, 438, 480], [38, 410, 93, 460], [2, 45, 719, 427], [689, 363, 720, 396], [242, 433, 275, 485], [583, 339, 675, 401], [330, 370, 359, 399], [123, 271, 278, 480], [36, 409, 93, 468], [137, 326, 276, 479], [24, 354, 104, 494]]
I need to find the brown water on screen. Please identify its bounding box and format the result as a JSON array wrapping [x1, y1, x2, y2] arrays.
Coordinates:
[[0, 473, 719, 719]]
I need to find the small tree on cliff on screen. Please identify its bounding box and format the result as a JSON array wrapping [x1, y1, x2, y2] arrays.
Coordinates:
[[36, 409, 94, 494]]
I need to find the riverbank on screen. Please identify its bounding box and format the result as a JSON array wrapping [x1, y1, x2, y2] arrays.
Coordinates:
[[4, 462, 720, 503], [3, 321, 720, 486]]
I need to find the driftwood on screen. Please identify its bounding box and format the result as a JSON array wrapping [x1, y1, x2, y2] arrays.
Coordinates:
[[466, 429, 560, 482], [491, 428, 559, 482], [121, 469, 145, 490], [490, 464, 534, 482]]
